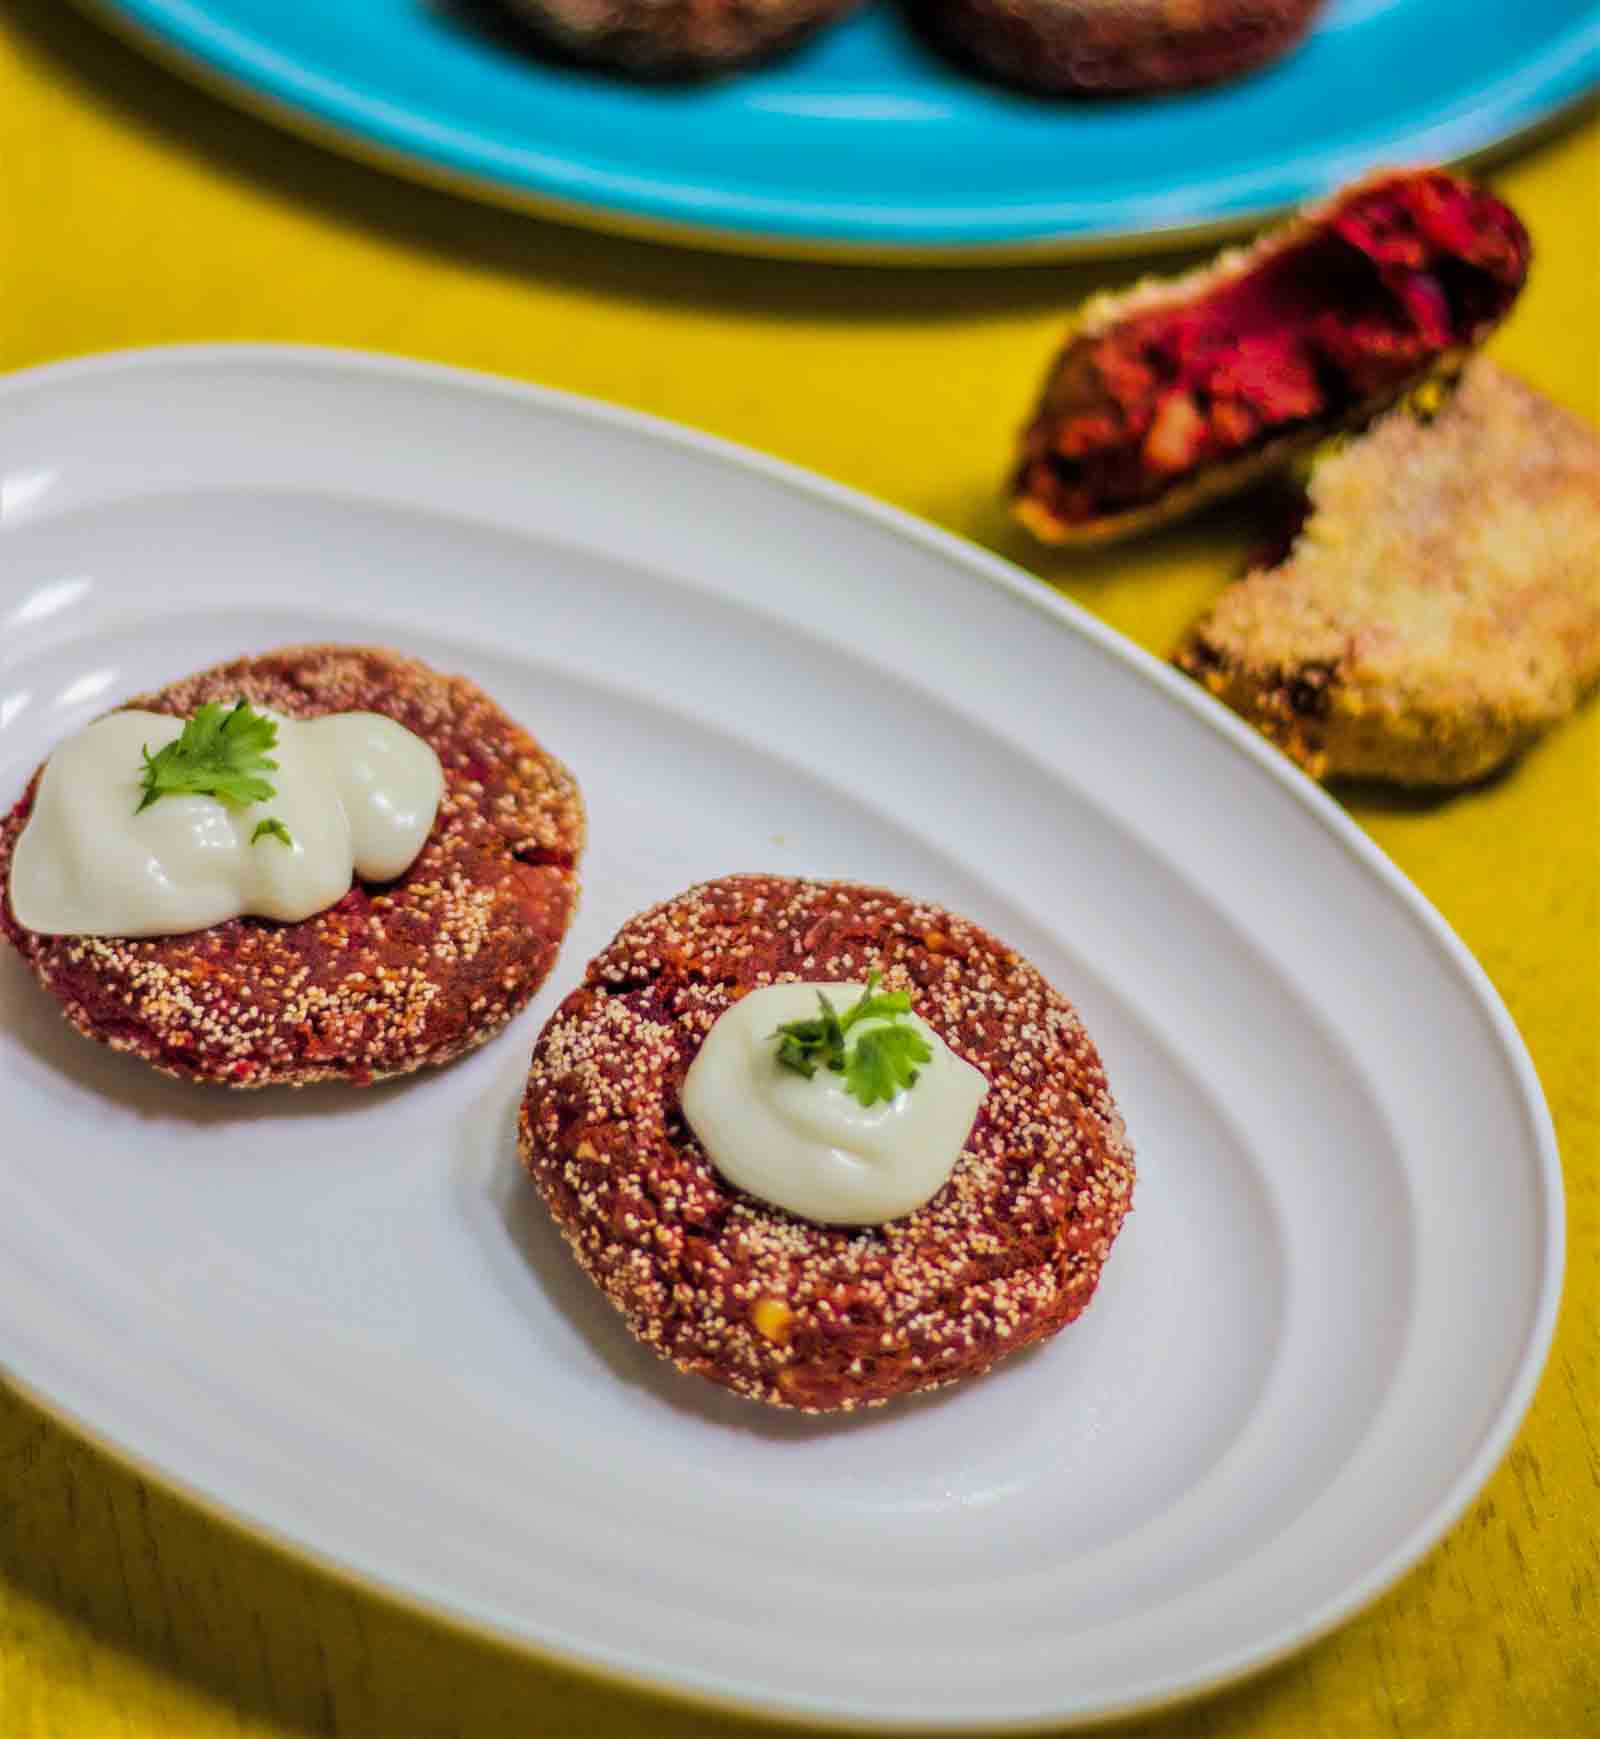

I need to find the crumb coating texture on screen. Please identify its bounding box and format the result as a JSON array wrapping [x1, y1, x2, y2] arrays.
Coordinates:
[[1175, 361, 1600, 785], [519, 875, 1135, 1412], [0, 646, 585, 1087]]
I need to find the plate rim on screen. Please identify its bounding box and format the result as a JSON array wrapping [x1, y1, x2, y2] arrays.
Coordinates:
[[67, 0, 1600, 263], [0, 341, 1567, 1730]]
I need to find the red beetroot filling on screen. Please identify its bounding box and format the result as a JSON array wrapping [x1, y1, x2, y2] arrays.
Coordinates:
[[1018, 173, 1529, 525]]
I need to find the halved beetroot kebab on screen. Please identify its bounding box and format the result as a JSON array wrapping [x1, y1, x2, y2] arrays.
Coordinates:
[[1012, 170, 1530, 545]]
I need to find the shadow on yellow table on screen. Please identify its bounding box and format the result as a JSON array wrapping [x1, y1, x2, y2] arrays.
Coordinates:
[[2, 1, 1597, 1733]]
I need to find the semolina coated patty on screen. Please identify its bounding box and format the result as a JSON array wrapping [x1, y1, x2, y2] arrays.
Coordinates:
[[0, 645, 585, 1087], [1174, 361, 1600, 785], [519, 875, 1135, 1412]]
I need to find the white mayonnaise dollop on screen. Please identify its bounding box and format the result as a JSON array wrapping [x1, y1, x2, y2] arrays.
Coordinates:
[[9, 709, 443, 937], [680, 981, 988, 1226]]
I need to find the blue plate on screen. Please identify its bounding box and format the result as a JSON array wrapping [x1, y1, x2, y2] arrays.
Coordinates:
[[79, 0, 1599, 259]]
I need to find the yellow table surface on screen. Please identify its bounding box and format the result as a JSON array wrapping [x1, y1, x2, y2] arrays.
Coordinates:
[[2, 4, 1596, 1734]]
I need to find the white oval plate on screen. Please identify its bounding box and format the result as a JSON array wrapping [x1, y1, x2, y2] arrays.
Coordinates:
[[0, 347, 1562, 1730]]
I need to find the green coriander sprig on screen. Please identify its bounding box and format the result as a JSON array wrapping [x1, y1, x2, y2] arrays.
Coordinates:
[[846, 1022, 932, 1107], [772, 972, 933, 1109], [137, 699, 281, 813]]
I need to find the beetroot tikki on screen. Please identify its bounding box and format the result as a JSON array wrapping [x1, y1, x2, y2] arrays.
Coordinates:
[[1, 645, 584, 1087], [520, 875, 1135, 1412]]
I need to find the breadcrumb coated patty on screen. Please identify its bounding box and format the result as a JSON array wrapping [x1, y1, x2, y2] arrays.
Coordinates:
[[1175, 361, 1600, 785], [0, 646, 584, 1087], [519, 875, 1135, 1412]]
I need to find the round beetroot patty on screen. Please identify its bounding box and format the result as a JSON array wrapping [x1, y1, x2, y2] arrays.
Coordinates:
[[924, 0, 1325, 95], [520, 875, 1135, 1412], [495, 0, 860, 78], [0, 645, 584, 1088]]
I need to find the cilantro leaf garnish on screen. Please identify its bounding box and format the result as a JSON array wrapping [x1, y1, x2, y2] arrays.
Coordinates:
[[251, 817, 293, 848], [845, 1023, 932, 1107], [773, 972, 933, 1108], [136, 700, 280, 814]]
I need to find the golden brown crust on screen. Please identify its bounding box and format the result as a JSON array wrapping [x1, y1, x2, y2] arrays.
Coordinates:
[[0, 646, 585, 1086], [1012, 170, 1529, 545], [927, 0, 1325, 95], [519, 875, 1135, 1412], [1174, 361, 1600, 785]]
